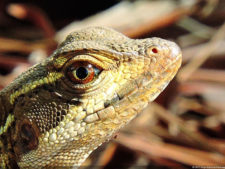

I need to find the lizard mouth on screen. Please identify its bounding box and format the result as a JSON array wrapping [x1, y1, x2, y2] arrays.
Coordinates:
[[101, 53, 182, 116], [142, 53, 182, 102]]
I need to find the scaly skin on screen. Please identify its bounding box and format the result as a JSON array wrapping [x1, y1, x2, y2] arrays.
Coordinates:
[[0, 27, 182, 168]]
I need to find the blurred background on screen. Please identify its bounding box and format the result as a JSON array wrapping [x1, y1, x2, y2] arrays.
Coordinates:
[[0, 0, 225, 168]]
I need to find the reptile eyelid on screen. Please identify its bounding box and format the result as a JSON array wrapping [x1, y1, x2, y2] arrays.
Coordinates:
[[66, 54, 110, 70]]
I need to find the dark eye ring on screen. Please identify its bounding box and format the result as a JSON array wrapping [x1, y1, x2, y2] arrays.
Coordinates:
[[67, 62, 102, 84]]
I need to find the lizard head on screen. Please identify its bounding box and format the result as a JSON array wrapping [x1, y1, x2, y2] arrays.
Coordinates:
[[7, 27, 181, 168]]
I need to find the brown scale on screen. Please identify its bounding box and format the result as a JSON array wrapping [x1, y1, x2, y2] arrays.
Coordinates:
[[26, 99, 68, 133], [13, 89, 69, 134]]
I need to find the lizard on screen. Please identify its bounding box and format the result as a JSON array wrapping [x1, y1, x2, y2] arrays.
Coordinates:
[[0, 27, 182, 169]]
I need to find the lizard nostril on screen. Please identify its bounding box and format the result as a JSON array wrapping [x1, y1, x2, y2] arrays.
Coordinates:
[[147, 46, 159, 56], [151, 48, 158, 54]]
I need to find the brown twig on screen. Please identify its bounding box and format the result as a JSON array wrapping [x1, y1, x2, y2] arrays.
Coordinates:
[[56, 1, 196, 42], [116, 133, 225, 166], [124, 7, 193, 38], [0, 54, 28, 68], [152, 103, 225, 155], [177, 22, 225, 82], [0, 64, 30, 88], [182, 40, 225, 63], [0, 37, 56, 54], [187, 68, 225, 83], [7, 3, 55, 39], [96, 143, 118, 168]]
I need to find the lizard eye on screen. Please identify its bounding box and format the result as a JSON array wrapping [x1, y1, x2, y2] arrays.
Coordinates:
[[67, 62, 102, 84]]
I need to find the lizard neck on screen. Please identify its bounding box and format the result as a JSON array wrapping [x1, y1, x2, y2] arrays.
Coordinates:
[[0, 90, 14, 128], [0, 94, 6, 169], [0, 92, 19, 169]]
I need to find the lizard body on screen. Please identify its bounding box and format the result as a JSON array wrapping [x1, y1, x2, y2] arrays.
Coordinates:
[[0, 27, 182, 168]]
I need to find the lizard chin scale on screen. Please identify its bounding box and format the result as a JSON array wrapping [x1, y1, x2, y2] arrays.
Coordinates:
[[0, 27, 182, 168]]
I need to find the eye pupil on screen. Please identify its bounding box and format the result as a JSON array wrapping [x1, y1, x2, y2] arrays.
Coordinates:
[[67, 61, 102, 84], [76, 67, 88, 79]]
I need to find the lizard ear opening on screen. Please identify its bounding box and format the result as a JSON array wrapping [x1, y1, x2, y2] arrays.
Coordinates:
[[20, 123, 39, 151], [13, 119, 39, 155]]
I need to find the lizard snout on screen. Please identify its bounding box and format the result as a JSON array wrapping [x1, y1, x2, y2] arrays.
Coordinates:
[[168, 41, 182, 60]]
